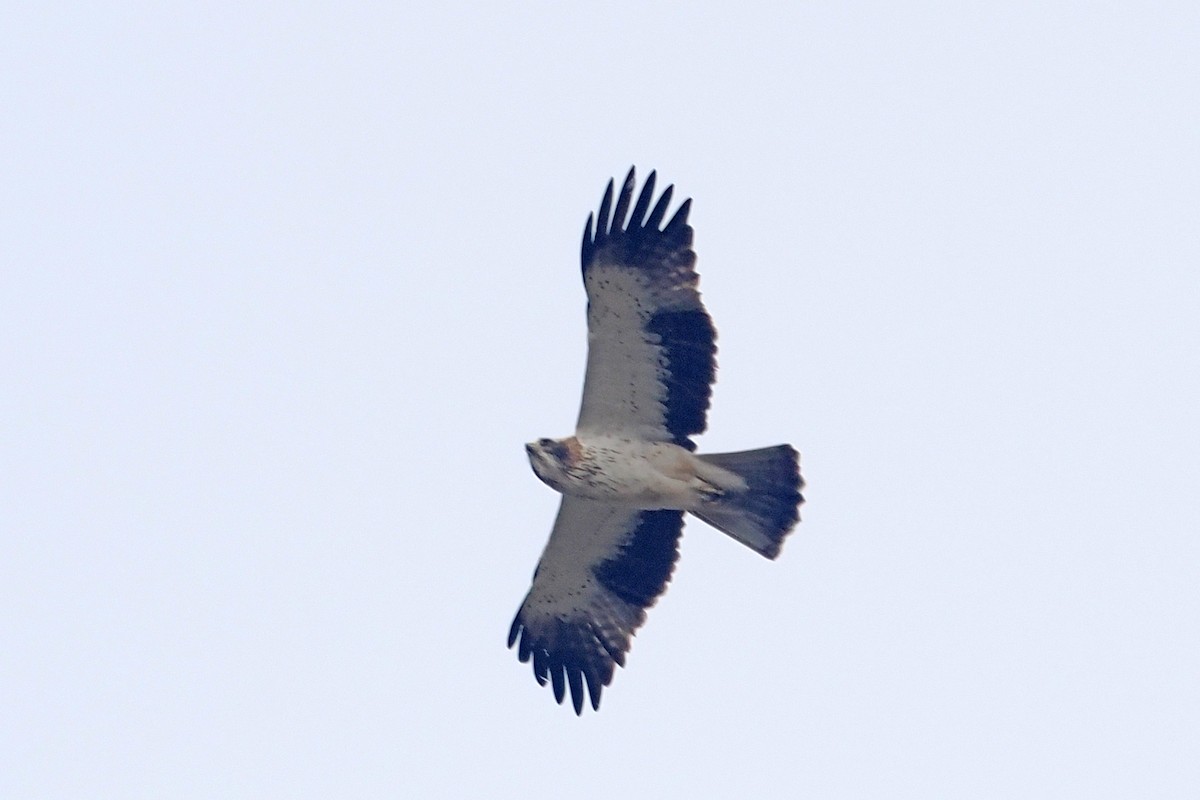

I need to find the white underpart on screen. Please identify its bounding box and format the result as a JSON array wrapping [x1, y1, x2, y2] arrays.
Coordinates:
[[534, 436, 748, 511], [575, 263, 697, 443]]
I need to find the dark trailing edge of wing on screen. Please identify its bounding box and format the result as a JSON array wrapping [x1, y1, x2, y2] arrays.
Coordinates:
[[648, 308, 716, 449], [506, 509, 685, 714], [580, 168, 717, 448], [593, 509, 684, 608]]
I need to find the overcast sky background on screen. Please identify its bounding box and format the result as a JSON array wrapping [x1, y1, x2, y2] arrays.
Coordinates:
[[3, 2, 1198, 797]]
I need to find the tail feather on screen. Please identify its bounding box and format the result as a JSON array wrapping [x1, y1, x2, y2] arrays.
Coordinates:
[[692, 445, 804, 559]]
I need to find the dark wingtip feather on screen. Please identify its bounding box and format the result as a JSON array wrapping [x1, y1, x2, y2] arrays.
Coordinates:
[[507, 617, 521, 649], [580, 212, 595, 268], [629, 170, 657, 229], [550, 663, 566, 704], [645, 184, 675, 231], [595, 178, 615, 239], [583, 670, 602, 711], [666, 197, 693, 232], [611, 167, 636, 231], [568, 670, 585, 715]]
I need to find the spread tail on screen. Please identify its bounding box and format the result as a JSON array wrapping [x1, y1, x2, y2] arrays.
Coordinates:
[[692, 445, 804, 559]]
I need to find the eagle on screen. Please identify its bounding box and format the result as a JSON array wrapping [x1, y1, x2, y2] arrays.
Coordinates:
[[508, 168, 804, 714]]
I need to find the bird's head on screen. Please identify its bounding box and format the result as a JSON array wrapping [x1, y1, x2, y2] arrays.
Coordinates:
[[525, 437, 577, 491]]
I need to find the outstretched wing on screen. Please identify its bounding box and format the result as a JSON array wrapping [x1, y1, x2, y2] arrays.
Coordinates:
[[576, 168, 716, 450], [507, 497, 684, 714]]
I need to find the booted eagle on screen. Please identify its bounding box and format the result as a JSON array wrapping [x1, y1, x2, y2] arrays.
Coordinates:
[[508, 168, 804, 714]]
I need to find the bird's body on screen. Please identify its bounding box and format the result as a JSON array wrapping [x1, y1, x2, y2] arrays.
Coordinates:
[[508, 168, 804, 714], [526, 435, 746, 508]]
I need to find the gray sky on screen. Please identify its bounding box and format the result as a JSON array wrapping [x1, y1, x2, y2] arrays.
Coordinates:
[[3, 2, 1198, 797]]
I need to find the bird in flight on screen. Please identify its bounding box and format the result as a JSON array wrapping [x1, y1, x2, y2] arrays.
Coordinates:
[[508, 168, 804, 714]]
